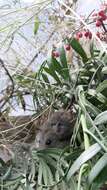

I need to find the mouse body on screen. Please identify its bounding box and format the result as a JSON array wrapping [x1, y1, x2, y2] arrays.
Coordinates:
[[35, 110, 76, 149]]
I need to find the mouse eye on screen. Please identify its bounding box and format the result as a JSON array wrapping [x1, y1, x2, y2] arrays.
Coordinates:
[[58, 122, 62, 127], [51, 122, 56, 127], [45, 139, 52, 145]]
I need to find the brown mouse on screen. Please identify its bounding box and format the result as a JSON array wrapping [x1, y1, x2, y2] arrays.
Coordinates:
[[35, 110, 76, 149]]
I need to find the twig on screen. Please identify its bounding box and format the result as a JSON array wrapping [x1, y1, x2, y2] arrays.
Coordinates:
[[101, 21, 107, 33], [0, 58, 14, 110], [27, 28, 56, 67]]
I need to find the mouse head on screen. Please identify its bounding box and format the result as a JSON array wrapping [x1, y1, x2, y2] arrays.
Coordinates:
[[35, 110, 75, 149]]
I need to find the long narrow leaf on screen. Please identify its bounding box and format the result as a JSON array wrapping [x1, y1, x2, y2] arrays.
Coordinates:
[[88, 153, 107, 185], [67, 143, 101, 181], [59, 47, 70, 80], [94, 111, 107, 125], [90, 166, 107, 190], [69, 38, 88, 63], [44, 67, 62, 84], [96, 80, 107, 93]]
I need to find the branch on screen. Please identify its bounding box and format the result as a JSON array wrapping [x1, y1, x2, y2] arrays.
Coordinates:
[[27, 28, 56, 67], [0, 58, 14, 110]]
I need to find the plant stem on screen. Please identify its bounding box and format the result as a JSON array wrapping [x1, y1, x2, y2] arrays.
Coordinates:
[[101, 21, 107, 33], [85, 129, 107, 152], [77, 164, 88, 190], [81, 113, 90, 150]]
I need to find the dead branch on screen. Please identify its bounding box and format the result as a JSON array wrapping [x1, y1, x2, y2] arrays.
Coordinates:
[[0, 58, 14, 110]]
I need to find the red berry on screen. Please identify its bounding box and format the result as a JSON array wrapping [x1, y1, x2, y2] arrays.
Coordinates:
[[84, 31, 92, 39], [65, 44, 71, 51], [88, 32, 92, 39], [77, 32, 83, 38], [52, 51, 56, 57], [55, 51, 60, 57], [96, 20, 102, 27], [84, 31, 89, 38], [101, 14, 107, 21], [98, 10, 105, 16], [96, 32, 100, 38], [75, 32, 83, 40], [100, 36, 105, 41], [52, 51, 60, 58], [98, 10, 107, 21]]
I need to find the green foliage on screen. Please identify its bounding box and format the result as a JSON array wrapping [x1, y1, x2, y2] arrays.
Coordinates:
[[1, 37, 107, 189], [29, 40, 107, 189], [69, 38, 88, 63]]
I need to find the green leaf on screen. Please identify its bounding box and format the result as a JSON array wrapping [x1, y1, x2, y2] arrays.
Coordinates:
[[77, 85, 86, 112], [51, 57, 64, 76], [0, 165, 12, 180], [59, 46, 68, 68], [34, 17, 39, 35], [90, 166, 107, 190], [33, 148, 63, 157], [25, 180, 34, 190], [88, 89, 107, 104], [96, 80, 107, 93], [37, 60, 47, 78], [48, 57, 63, 77], [38, 158, 54, 186], [42, 160, 54, 185], [52, 57, 71, 81], [94, 111, 107, 125], [88, 153, 107, 185], [42, 73, 50, 83], [44, 67, 62, 84], [102, 66, 107, 74], [85, 100, 100, 116], [20, 94, 26, 111], [67, 143, 101, 181], [38, 160, 43, 185], [59, 47, 70, 80], [0, 176, 23, 188], [69, 38, 88, 63]]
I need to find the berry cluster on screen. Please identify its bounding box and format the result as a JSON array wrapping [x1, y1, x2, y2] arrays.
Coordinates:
[[52, 44, 71, 58], [75, 3, 107, 43], [92, 10, 107, 27], [96, 31, 107, 42], [52, 3, 107, 59], [75, 30, 92, 41], [92, 5, 107, 42]]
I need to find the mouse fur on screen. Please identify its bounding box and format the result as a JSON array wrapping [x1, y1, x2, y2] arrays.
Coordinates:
[[35, 110, 76, 149]]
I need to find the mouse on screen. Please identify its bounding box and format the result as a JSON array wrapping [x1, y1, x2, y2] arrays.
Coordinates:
[[35, 110, 76, 149]]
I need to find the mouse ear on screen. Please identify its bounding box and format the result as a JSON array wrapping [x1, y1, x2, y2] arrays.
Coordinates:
[[54, 124, 65, 135], [53, 122, 73, 139]]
